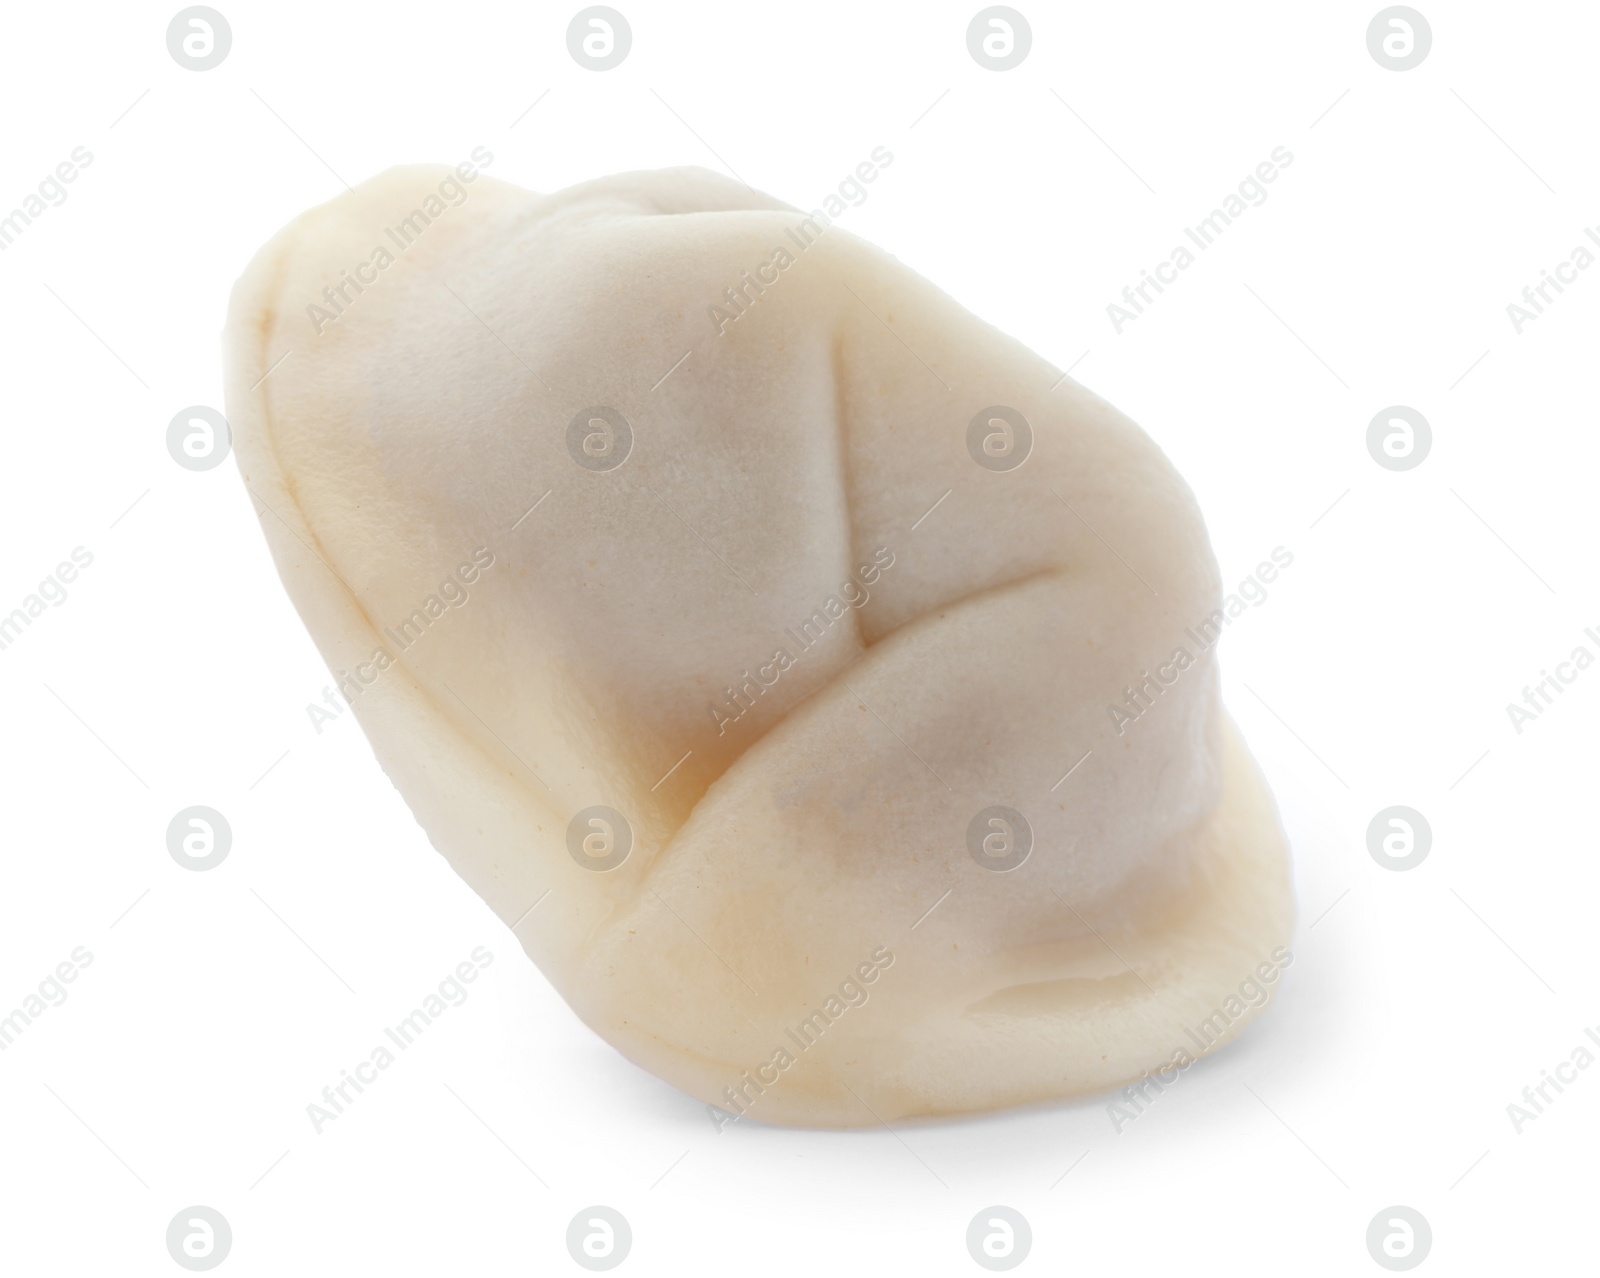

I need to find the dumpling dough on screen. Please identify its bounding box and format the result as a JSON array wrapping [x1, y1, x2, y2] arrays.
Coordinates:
[[224, 165, 1294, 1128]]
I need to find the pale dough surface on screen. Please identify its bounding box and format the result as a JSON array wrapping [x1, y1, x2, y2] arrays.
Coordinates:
[[224, 165, 1295, 1126]]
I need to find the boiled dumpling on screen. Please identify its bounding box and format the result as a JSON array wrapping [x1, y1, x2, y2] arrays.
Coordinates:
[[223, 164, 1294, 1127]]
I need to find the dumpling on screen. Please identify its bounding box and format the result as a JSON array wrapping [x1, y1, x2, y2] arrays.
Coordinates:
[[223, 164, 1294, 1127]]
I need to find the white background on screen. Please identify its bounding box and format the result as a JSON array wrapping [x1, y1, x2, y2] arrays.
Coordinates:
[[1, 0, 1595, 1273]]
